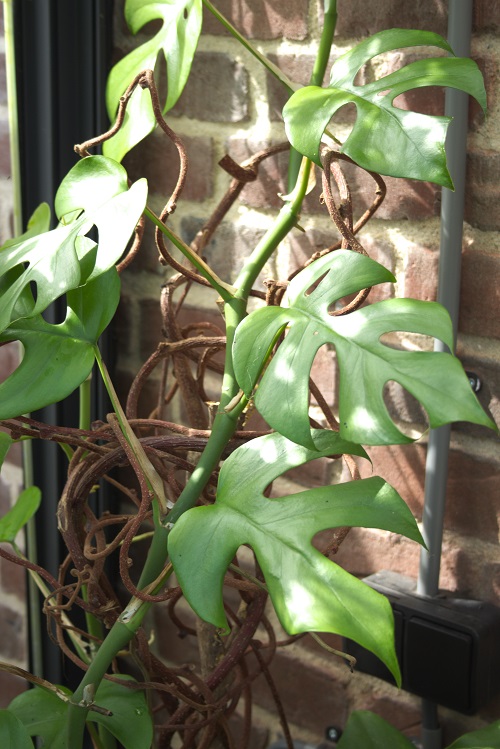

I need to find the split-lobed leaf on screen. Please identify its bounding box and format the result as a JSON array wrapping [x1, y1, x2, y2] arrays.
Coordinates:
[[0, 269, 120, 420], [283, 29, 487, 187], [104, 0, 203, 161], [233, 251, 496, 448], [0, 156, 146, 336], [170, 430, 425, 683], [8, 676, 152, 749], [0, 708, 38, 749]]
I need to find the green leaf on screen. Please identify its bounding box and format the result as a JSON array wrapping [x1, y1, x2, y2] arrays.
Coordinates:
[[336, 711, 416, 749], [283, 29, 487, 187], [0, 432, 12, 468], [170, 430, 424, 683], [0, 157, 146, 334], [88, 676, 153, 749], [104, 0, 203, 161], [0, 268, 120, 420], [233, 251, 496, 448], [0, 710, 34, 749], [8, 678, 152, 749], [8, 688, 69, 749], [446, 720, 500, 749], [0, 487, 41, 543]]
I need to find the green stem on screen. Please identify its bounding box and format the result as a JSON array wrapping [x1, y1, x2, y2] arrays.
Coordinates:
[[201, 0, 298, 95], [79, 374, 92, 433], [144, 206, 235, 301], [94, 346, 169, 515], [310, 0, 338, 87], [288, 0, 338, 187], [234, 160, 312, 300]]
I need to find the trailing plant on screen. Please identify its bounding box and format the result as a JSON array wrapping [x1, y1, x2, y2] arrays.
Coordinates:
[[0, 1, 497, 747]]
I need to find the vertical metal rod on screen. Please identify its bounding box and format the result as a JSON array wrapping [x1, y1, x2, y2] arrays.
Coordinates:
[[417, 2, 474, 747]]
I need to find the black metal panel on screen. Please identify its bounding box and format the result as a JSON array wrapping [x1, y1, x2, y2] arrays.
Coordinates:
[[13, 0, 114, 689]]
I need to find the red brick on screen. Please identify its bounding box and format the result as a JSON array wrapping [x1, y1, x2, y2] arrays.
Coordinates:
[[228, 139, 440, 221], [202, 0, 309, 40], [455, 340, 500, 435], [404, 242, 439, 302], [124, 133, 214, 204], [0, 603, 26, 661], [473, 0, 500, 32], [356, 442, 500, 544], [0, 671, 27, 709], [180, 216, 266, 287], [459, 248, 500, 337], [332, 0, 448, 38], [172, 52, 249, 122], [0, 554, 25, 599], [251, 648, 349, 735], [465, 151, 500, 231]]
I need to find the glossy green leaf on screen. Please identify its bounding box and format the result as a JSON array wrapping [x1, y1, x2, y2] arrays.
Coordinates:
[[0, 269, 120, 420], [0, 487, 41, 543], [0, 710, 34, 749], [337, 711, 416, 749], [104, 0, 203, 161], [233, 251, 496, 448], [8, 688, 69, 749], [89, 676, 153, 749], [446, 720, 500, 749], [283, 29, 487, 187], [8, 678, 152, 749], [170, 430, 424, 683], [0, 157, 146, 334]]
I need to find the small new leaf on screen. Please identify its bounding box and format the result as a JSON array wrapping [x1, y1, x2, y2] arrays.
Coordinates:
[[283, 29, 487, 186], [170, 430, 424, 683], [104, 0, 203, 161], [233, 251, 495, 448]]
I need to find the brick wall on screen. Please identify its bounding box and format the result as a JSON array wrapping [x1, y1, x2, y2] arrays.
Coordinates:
[[0, 0, 498, 743], [0, 10, 28, 706], [113, 1, 500, 744]]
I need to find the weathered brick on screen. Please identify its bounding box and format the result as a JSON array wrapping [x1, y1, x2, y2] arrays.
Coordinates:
[[202, 0, 309, 40], [332, 0, 447, 38], [0, 554, 25, 599], [172, 52, 249, 123], [473, 0, 500, 32], [404, 241, 439, 302], [251, 648, 349, 735], [456, 339, 500, 434], [459, 247, 500, 338], [180, 216, 266, 285], [0, 604, 26, 661], [356, 441, 500, 544], [124, 133, 214, 203], [0, 671, 26, 708], [465, 151, 500, 231], [228, 138, 440, 221]]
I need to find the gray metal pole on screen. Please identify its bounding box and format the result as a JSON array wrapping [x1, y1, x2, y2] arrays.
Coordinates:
[[417, 2, 474, 747]]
